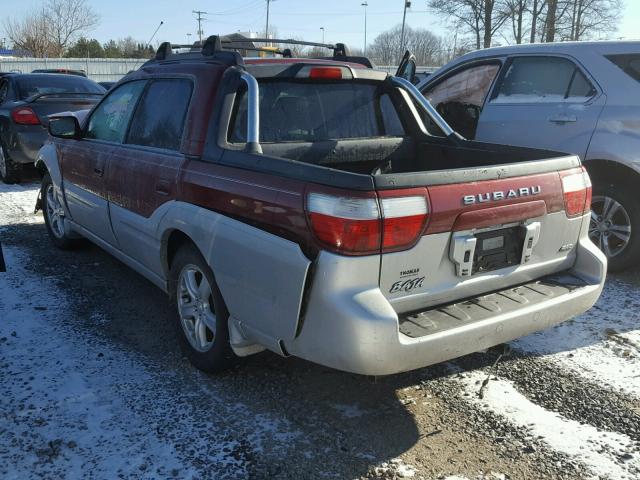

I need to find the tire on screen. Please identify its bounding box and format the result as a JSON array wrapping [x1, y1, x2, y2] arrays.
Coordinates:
[[590, 182, 640, 272], [0, 141, 22, 184], [169, 244, 236, 373], [41, 173, 82, 250]]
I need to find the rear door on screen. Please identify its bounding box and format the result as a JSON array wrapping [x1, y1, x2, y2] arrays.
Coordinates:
[[105, 78, 192, 273], [61, 80, 146, 244], [420, 61, 502, 139], [476, 55, 605, 160]]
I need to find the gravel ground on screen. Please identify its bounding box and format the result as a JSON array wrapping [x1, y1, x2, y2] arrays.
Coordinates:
[[1, 179, 639, 480]]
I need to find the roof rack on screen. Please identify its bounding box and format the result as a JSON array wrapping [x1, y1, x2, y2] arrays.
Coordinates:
[[149, 34, 373, 68]]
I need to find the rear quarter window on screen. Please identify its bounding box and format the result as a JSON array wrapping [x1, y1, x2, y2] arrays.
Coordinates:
[[605, 54, 640, 83], [229, 81, 404, 143]]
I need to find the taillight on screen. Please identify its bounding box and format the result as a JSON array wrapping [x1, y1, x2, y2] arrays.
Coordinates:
[[380, 195, 429, 251], [308, 67, 343, 79], [307, 193, 380, 254], [560, 167, 592, 217], [11, 107, 41, 125], [306, 189, 429, 255], [296, 65, 352, 80]]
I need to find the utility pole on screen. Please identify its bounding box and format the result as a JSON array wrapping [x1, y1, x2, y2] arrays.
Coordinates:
[[192, 10, 208, 43], [361, 2, 368, 55], [187, 33, 192, 44], [265, 0, 276, 44], [320, 26, 325, 44], [400, 0, 411, 59]]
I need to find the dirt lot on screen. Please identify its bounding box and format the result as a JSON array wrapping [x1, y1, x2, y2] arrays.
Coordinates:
[[1, 180, 639, 480]]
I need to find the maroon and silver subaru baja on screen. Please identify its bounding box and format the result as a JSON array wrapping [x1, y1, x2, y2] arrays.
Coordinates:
[[36, 37, 605, 375]]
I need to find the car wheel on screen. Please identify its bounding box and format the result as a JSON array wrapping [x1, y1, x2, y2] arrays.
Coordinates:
[[42, 173, 82, 249], [0, 142, 22, 184], [589, 183, 640, 272], [169, 244, 236, 373]]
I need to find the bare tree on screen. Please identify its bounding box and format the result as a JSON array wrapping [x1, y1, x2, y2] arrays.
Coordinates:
[[429, 0, 511, 49], [505, 0, 530, 43], [529, 0, 547, 42], [560, 0, 623, 41], [3, 0, 99, 57], [44, 0, 99, 56], [4, 9, 54, 57], [369, 25, 443, 65]]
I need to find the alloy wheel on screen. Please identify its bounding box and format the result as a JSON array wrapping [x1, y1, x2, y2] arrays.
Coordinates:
[[45, 184, 66, 239], [589, 195, 631, 258], [177, 265, 217, 352]]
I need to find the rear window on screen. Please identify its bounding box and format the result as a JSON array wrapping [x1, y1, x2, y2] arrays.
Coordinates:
[[605, 54, 640, 83], [16, 75, 105, 99], [229, 81, 404, 143]]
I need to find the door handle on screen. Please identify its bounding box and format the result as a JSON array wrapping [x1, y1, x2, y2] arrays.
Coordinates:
[[155, 183, 170, 196], [549, 114, 577, 124], [93, 167, 104, 177]]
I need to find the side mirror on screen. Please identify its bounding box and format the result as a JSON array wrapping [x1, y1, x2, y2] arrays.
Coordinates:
[[48, 115, 81, 139]]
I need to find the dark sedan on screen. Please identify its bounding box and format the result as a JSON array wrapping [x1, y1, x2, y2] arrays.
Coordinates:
[[0, 74, 105, 183]]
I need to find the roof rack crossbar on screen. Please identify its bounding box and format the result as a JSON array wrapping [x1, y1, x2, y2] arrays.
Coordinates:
[[223, 38, 336, 50]]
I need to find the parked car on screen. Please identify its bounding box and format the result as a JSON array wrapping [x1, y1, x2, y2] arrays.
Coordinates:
[[32, 68, 87, 77], [36, 36, 605, 375], [417, 41, 640, 271], [98, 81, 116, 90], [0, 73, 105, 183]]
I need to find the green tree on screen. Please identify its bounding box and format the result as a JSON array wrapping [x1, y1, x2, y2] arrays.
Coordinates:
[[64, 37, 104, 57], [102, 39, 121, 58]]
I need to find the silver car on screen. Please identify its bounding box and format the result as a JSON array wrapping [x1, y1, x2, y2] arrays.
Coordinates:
[[417, 41, 640, 271]]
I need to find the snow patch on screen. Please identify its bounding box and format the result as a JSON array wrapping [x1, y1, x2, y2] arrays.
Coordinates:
[[459, 371, 640, 480], [0, 182, 40, 227], [514, 276, 640, 397]]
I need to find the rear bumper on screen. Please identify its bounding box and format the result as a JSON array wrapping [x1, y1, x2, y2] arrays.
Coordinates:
[[7, 127, 48, 164], [285, 236, 606, 376]]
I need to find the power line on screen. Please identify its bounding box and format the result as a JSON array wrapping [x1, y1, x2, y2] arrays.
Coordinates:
[[192, 10, 209, 43]]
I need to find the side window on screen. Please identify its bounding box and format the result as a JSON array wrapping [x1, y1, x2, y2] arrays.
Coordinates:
[[567, 69, 597, 99], [605, 54, 640, 83], [86, 81, 146, 143], [422, 63, 500, 139], [127, 79, 192, 151], [492, 56, 595, 103]]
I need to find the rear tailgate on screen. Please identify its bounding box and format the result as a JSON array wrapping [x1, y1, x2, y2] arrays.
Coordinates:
[[375, 156, 592, 314]]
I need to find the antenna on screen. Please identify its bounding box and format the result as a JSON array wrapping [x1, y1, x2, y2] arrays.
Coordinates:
[[146, 21, 164, 49]]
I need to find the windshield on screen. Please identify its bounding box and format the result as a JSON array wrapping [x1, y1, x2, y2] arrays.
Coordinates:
[[16, 75, 105, 99], [229, 80, 404, 143]]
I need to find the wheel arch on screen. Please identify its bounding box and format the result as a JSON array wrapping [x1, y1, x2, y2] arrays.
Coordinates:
[[583, 159, 640, 189], [34, 142, 63, 185], [162, 228, 205, 283]]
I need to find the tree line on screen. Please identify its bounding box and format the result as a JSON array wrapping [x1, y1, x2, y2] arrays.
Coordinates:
[[3, 0, 153, 59], [428, 0, 624, 50], [3, 0, 624, 62]]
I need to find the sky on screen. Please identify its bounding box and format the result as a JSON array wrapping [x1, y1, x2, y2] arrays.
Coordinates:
[[1, 0, 639, 51]]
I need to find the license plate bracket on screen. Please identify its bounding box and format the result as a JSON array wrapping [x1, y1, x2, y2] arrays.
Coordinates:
[[472, 226, 526, 274]]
